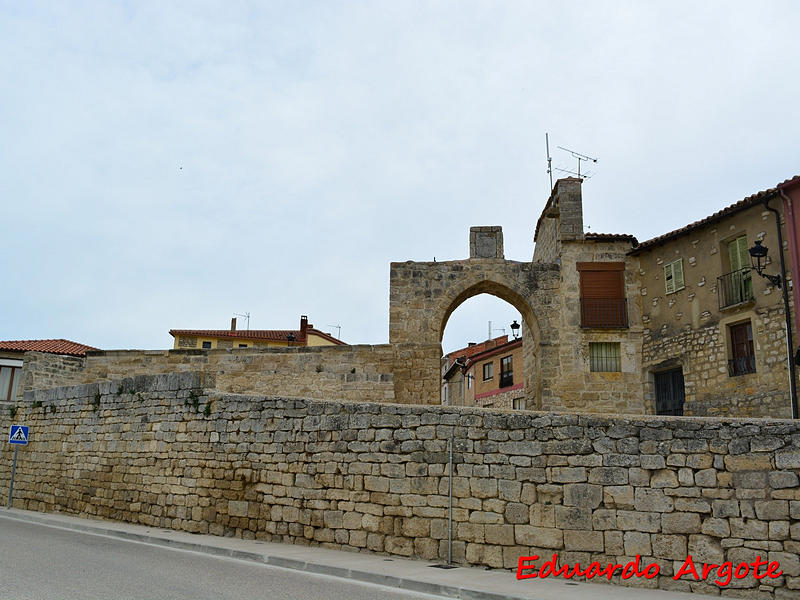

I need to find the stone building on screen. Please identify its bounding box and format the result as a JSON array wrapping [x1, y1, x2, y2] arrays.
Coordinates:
[[630, 180, 798, 417], [0, 339, 97, 404], [442, 335, 525, 410]]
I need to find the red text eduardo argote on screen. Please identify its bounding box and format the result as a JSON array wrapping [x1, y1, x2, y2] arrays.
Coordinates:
[[516, 553, 783, 587]]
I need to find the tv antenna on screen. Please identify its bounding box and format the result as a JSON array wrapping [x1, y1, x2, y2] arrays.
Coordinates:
[[556, 145, 598, 178], [233, 312, 251, 330], [327, 324, 342, 339], [546, 133, 554, 191]]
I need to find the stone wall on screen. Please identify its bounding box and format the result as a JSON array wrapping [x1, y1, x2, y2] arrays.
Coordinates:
[[15, 351, 86, 401], [15, 345, 397, 405], [3, 374, 799, 598]]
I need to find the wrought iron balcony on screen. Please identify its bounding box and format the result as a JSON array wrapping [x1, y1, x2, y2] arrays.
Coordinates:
[[728, 355, 756, 376], [580, 298, 628, 328], [718, 268, 754, 309]]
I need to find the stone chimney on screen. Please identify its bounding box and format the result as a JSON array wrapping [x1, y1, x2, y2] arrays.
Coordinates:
[[552, 178, 584, 241], [231, 317, 237, 331]]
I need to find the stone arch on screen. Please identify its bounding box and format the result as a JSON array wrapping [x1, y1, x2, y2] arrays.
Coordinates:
[[388, 257, 560, 406], [438, 279, 541, 346], [439, 278, 543, 409]]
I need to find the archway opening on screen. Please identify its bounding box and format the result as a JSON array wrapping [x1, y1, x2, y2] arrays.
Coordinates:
[[440, 290, 538, 411]]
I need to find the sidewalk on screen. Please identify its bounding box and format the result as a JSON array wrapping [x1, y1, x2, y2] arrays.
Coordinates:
[[0, 508, 712, 600]]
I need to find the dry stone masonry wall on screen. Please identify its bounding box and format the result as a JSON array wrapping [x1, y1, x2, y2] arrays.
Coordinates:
[[2, 373, 799, 598]]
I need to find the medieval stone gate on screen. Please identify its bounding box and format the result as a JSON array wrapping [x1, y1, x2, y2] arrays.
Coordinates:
[[388, 226, 561, 407]]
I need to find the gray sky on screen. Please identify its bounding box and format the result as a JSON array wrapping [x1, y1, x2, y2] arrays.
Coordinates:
[[2, 1, 798, 354]]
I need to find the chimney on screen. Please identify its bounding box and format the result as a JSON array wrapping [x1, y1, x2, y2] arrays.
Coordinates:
[[231, 317, 237, 331], [300, 315, 309, 340]]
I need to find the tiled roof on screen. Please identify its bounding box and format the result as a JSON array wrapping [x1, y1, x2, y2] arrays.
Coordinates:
[[0, 339, 98, 357], [585, 233, 638, 245], [444, 335, 509, 364], [169, 328, 346, 345], [629, 181, 789, 255]]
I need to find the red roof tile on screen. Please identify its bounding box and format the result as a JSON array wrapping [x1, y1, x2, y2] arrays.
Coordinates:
[[0, 339, 98, 357], [585, 233, 639, 244], [169, 328, 346, 345], [629, 182, 787, 255]]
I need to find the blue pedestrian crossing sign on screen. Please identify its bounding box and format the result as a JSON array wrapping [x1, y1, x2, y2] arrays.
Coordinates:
[[8, 425, 28, 445]]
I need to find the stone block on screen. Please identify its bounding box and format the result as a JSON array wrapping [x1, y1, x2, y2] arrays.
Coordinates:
[[514, 525, 563, 549], [617, 510, 661, 532], [485, 524, 515, 546], [554, 506, 592, 530], [603, 485, 634, 509], [652, 534, 686, 560], [564, 530, 604, 552], [650, 469, 679, 488], [635, 488, 674, 513], [563, 483, 602, 508], [624, 531, 652, 555], [755, 500, 789, 520], [661, 512, 701, 534]]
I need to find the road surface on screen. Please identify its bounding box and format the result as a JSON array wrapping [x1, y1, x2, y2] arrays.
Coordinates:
[[0, 517, 445, 600]]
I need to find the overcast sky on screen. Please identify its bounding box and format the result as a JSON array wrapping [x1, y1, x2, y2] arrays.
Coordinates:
[[2, 1, 798, 354]]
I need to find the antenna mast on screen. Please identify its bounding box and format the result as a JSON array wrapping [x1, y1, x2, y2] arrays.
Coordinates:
[[233, 312, 251, 330], [545, 133, 553, 191]]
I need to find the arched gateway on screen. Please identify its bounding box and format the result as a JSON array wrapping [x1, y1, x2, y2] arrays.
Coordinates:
[[389, 226, 560, 407], [387, 179, 645, 414]]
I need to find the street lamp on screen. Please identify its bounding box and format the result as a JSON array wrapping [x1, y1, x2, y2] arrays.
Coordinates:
[[749, 240, 782, 288], [287, 332, 295, 347], [750, 224, 797, 419], [510, 320, 521, 339]]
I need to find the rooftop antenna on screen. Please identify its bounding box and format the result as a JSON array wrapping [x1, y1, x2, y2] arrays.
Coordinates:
[[545, 133, 553, 191], [327, 324, 342, 339], [556, 145, 598, 178], [233, 312, 250, 330]]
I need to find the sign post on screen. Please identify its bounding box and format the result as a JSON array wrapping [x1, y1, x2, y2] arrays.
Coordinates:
[[7, 425, 28, 509]]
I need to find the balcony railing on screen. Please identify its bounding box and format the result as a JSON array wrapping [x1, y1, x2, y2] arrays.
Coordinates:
[[718, 268, 754, 309], [499, 372, 514, 388], [580, 298, 628, 328], [728, 355, 756, 376]]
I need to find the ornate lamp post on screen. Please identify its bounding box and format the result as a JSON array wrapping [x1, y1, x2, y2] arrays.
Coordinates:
[[750, 227, 798, 418], [510, 320, 521, 340], [287, 332, 296, 347]]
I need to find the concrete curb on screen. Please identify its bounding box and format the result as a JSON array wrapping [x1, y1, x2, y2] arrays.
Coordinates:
[[0, 510, 523, 600]]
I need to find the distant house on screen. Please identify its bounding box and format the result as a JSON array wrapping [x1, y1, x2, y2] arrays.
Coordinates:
[[169, 315, 346, 350], [0, 339, 98, 403], [442, 335, 525, 410]]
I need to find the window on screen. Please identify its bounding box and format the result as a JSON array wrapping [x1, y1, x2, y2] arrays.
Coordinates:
[[718, 235, 753, 308], [0, 366, 21, 402], [729, 321, 756, 376], [500, 355, 513, 388], [482, 362, 493, 381], [664, 259, 685, 294], [238, 344, 248, 348], [513, 398, 526, 410], [577, 262, 628, 328], [201, 341, 212, 349], [589, 342, 621, 372]]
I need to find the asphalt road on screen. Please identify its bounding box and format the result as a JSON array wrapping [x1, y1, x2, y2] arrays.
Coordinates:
[[0, 518, 444, 600]]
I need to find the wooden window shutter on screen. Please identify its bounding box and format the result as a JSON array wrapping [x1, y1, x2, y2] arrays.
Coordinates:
[[728, 236, 749, 272], [577, 263, 625, 299], [664, 259, 684, 294]]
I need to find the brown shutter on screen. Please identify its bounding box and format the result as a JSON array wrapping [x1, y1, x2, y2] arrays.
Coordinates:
[[577, 262, 624, 299]]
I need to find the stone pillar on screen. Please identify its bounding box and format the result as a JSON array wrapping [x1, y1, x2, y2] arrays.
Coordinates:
[[469, 226, 504, 259]]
